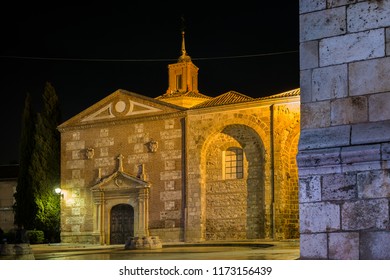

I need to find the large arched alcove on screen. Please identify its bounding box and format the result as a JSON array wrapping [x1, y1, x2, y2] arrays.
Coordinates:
[[202, 124, 266, 240]]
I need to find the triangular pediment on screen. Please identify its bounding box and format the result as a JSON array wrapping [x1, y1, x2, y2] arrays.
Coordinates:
[[80, 99, 163, 122], [59, 89, 185, 128], [91, 170, 149, 192]]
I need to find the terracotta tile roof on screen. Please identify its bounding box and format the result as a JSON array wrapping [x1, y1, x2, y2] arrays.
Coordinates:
[[256, 88, 300, 100], [156, 91, 212, 100], [157, 88, 300, 109], [192, 91, 254, 108]]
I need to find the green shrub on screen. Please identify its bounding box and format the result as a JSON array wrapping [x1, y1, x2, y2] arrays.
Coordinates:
[[26, 230, 45, 244]]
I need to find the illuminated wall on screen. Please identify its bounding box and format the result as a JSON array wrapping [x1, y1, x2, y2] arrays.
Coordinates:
[[184, 95, 300, 241], [58, 89, 300, 244]]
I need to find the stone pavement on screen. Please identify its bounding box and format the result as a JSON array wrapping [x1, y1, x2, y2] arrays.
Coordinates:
[[30, 239, 300, 260]]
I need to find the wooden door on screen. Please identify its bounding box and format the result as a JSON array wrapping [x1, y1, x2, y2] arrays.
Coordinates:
[[110, 204, 134, 244]]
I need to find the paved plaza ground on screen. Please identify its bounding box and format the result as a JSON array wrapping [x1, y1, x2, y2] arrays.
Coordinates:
[[30, 240, 300, 260]]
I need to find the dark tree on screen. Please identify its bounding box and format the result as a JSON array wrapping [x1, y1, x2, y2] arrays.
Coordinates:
[[14, 93, 37, 229], [29, 82, 62, 242]]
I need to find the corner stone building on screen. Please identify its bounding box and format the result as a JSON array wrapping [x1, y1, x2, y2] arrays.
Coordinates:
[[299, 0, 390, 259], [58, 34, 300, 244]]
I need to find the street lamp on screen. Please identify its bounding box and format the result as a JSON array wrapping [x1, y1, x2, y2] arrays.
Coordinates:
[[54, 187, 63, 243], [54, 187, 63, 198]]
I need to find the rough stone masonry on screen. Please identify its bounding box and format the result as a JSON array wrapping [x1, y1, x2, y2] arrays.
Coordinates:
[[298, 0, 390, 259]]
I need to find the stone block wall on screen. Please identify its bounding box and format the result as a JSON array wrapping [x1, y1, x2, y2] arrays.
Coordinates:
[[60, 116, 185, 243], [204, 124, 263, 240], [272, 104, 300, 239], [59, 93, 300, 244], [185, 100, 300, 241], [299, 0, 390, 259]]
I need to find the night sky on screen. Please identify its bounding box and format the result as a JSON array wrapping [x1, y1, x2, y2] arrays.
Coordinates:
[[0, 2, 299, 165]]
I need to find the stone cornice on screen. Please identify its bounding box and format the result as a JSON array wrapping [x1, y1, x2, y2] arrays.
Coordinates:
[[297, 144, 386, 176], [58, 93, 300, 131], [58, 111, 187, 132]]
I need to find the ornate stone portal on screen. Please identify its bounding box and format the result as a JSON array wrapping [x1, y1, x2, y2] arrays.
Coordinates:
[[90, 155, 151, 245]]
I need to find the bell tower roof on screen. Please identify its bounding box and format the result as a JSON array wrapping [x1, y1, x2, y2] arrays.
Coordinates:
[[178, 31, 191, 62], [155, 29, 211, 108]]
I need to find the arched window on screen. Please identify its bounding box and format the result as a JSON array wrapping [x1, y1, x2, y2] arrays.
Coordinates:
[[224, 147, 243, 179]]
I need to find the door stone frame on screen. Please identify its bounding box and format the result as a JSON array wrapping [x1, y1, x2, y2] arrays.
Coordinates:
[[91, 171, 150, 245]]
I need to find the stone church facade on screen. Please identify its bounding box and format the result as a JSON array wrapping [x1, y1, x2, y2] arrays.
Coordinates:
[[58, 32, 300, 244]]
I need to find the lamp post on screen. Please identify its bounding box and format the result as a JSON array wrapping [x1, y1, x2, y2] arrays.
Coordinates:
[[54, 187, 62, 243]]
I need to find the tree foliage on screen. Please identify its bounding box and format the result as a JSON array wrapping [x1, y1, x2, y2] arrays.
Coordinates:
[[14, 82, 62, 242], [29, 82, 62, 241], [14, 93, 37, 229]]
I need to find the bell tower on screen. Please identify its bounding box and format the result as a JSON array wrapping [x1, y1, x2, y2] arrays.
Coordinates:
[[156, 30, 211, 108], [166, 31, 199, 94]]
